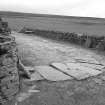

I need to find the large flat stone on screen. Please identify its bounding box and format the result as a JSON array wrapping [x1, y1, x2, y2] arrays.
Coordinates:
[[66, 63, 102, 77], [51, 63, 90, 80], [51, 63, 102, 80], [77, 62, 105, 71], [35, 65, 73, 81], [51, 63, 68, 71]]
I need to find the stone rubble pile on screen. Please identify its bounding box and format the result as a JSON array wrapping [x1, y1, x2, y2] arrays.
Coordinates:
[[0, 35, 19, 104], [0, 18, 31, 105], [0, 18, 19, 105]]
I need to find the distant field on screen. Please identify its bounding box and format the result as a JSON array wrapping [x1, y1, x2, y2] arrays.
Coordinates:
[[2, 12, 105, 36]]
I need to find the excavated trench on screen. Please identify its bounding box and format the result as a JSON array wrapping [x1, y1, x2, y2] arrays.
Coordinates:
[[13, 32, 105, 105], [1, 28, 105, 105]]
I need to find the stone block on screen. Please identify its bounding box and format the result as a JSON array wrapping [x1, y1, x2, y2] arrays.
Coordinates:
[[51, 62, 102, 80], [84, 37, 92, 48], [35, 65, 73, 81]]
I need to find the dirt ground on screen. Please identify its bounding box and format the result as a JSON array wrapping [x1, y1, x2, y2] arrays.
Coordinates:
[[12, 32, 105, 105]]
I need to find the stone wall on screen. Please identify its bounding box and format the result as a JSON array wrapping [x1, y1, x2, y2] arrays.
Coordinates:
[[20, 28, 105, 51], [0, 35, 19, 104]]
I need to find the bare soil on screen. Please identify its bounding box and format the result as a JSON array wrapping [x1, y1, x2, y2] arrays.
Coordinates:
[[13, 32, 105, 105]]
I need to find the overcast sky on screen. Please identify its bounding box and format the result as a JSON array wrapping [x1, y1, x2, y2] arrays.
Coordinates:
[[0, 0, 104, 18]]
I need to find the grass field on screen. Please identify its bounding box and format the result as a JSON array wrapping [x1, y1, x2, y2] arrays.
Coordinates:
[[1, 11, 105, 36]]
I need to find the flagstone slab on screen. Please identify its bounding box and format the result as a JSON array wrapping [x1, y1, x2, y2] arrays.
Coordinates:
[[35, 65, 73, 81], [77, 62, 105, 71], [51, 63, 90, 80], [66, 63, 102, 76], [51, 63, 68, 71], [51, 63, 102, 80]]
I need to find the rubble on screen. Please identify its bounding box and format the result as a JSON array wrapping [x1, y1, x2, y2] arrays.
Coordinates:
[[0, 18, 31, 105], [0, 35, 19, 104]]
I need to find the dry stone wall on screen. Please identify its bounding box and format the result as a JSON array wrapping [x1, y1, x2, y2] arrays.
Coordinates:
[[20, 28, 105, 51], [0, 35, 19, 104]]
